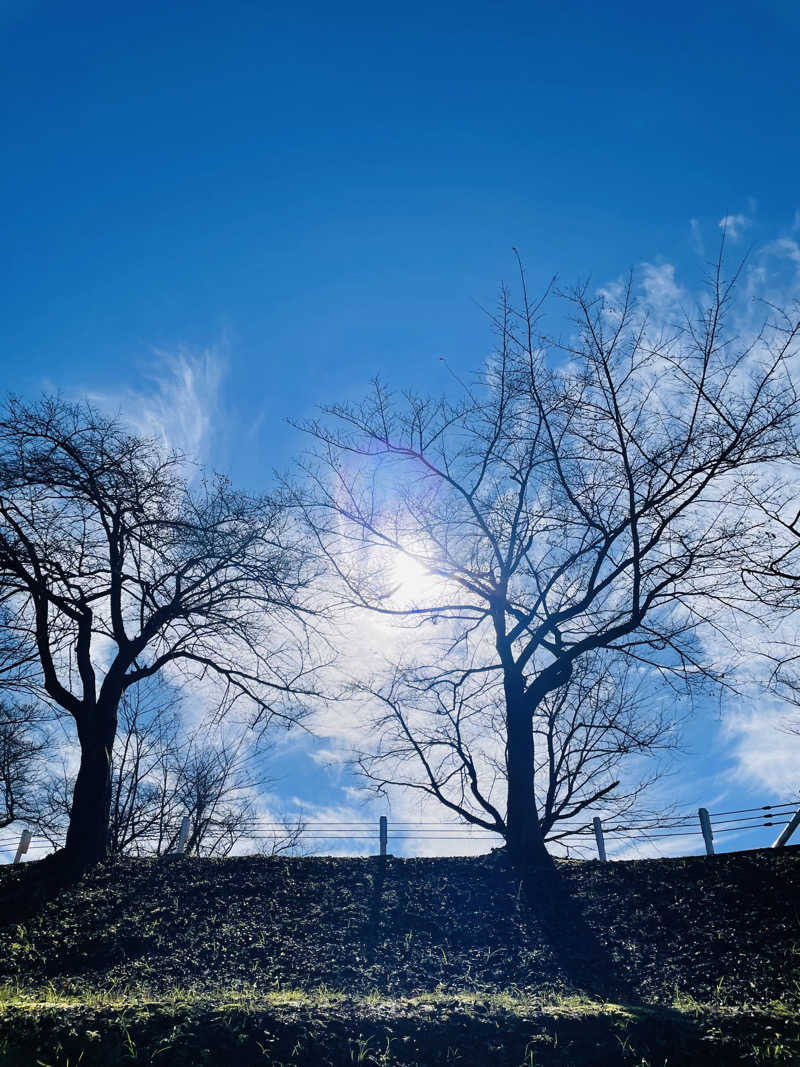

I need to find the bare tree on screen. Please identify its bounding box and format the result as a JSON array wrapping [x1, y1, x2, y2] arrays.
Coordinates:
[[107, 685, 183, 855], [36, 683, 306, 857], [176, 732, 263, 856], [298, 255, 799, 863], [0, 699, 50, 830], [356, 654, 674, 850], [0, 605, 42, 700], [168, 730, 306, 856], [742, 464, 800, 733], [0, 396, 317, 869], [0, 608, 52, 831], [254, 815, 307, 857]]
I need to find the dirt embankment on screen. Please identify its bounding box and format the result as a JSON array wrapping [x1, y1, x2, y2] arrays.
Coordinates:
[[0, 846, 798, 1064]]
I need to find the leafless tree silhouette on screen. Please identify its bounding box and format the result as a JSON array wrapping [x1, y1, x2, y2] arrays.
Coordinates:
[[36, 684, 305, 857], [298, 254, 799, 863], [0, 699, 50, 830], [743, 459, 800, 734], [0, 396, 318, 869], [356, 653, 675, 850]]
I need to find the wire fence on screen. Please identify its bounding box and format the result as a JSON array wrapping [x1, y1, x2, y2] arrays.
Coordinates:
[[2, 798, 798, 863]]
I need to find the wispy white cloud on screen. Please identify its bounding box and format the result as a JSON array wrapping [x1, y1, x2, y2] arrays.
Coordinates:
[[721, 702, 800, 797], [611, 833, 705, 861], [639, 261, 685, 315], [90, 347, 227, 465], [690, 217, 704, 256], [763, 236, 800, 268], [718, 213, 752, 240]]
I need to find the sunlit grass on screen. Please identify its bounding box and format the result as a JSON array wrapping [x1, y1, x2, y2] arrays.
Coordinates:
[[2, 983, 798, 1066], [1, 980, 795, 1024], [0, 981, 624, 1014]]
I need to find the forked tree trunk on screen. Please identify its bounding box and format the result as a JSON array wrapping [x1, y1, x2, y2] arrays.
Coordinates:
[[64, 706, 117, 870], [504, 675, 551, 867]]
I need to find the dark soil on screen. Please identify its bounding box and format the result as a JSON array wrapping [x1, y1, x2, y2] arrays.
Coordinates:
[[1, 846, 798, 1064]]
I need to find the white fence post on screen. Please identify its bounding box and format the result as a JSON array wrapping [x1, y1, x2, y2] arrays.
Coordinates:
[[772, 804, 800, 848], [176, 815, 190, 855], [593, 817, 607, 862], [379, 815, 387, 857], [698, 807, 714, 855], [12, 829, 32, 865]]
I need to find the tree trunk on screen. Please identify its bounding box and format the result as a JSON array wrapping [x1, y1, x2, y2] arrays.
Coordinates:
[[504, 675, 551, 867], [64, 708, 117, 869]]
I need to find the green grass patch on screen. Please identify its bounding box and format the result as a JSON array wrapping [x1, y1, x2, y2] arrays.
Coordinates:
[[1, 986, 798, 1065]]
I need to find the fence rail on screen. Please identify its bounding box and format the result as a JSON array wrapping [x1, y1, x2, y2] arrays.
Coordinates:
[[2, 799, 799, 863]]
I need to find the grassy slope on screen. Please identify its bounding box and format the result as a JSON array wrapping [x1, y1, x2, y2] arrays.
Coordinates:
[[0, 847, 798, 1065]]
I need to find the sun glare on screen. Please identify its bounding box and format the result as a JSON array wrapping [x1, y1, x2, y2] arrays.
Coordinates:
[[390, 552, 433, 608]]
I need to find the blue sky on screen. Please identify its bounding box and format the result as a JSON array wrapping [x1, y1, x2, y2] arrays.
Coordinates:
[[1, 0, 799, 860]]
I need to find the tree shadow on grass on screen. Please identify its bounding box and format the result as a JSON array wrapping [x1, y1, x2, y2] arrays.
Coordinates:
[[367, 855, 388, 942], [0, 849, 81, 926], [518, 856, 632, 1003]]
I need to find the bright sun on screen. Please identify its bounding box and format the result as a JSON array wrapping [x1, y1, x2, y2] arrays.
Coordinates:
[[390, 552, 433, 607]]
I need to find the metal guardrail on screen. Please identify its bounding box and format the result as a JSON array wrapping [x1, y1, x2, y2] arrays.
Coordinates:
[[2, 800, 798, 863]]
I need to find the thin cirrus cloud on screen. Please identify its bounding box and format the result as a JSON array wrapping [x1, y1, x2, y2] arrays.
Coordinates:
[[721, 703, 800, 796], [89, 347, 227, 466], [639, 261, 685, 313], [718, 213, 753, 240]]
